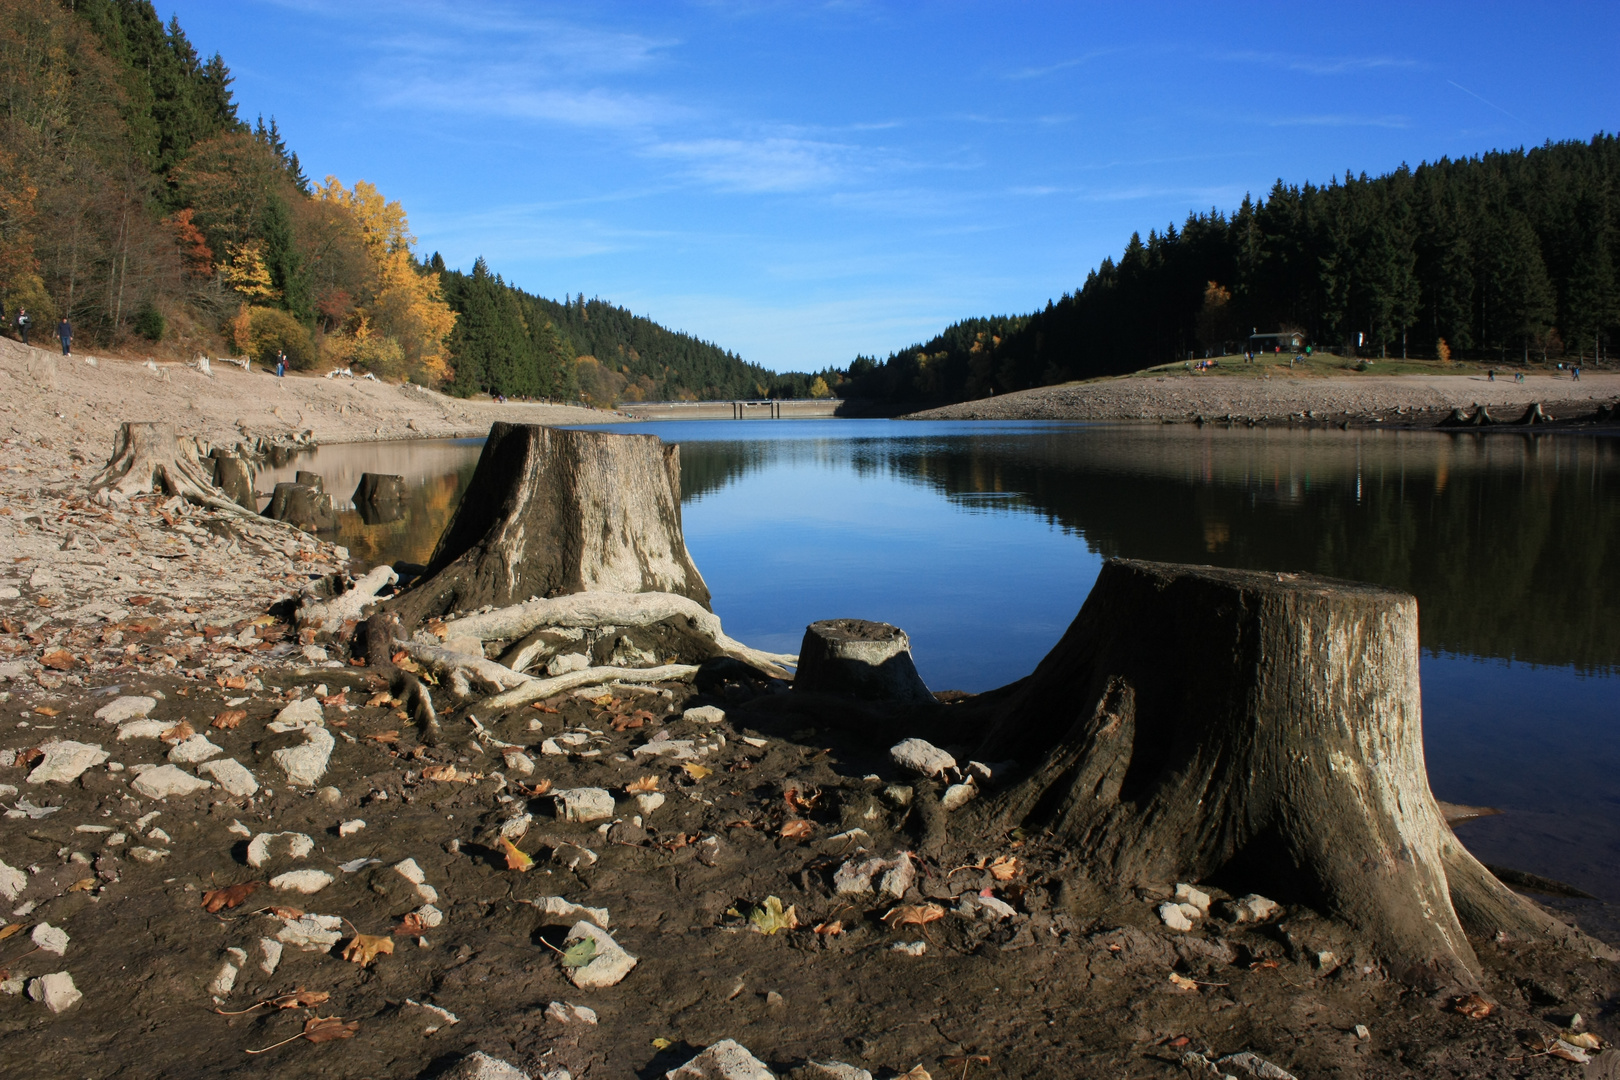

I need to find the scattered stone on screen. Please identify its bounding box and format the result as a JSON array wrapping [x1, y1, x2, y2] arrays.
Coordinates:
[[338, 819, 365, 837], [27, 741, 109, 785], [129, 846, 170, 864], [940, 781, 977, 811], [271, 727, 335, 787], [554, 787, 615, 823], [317, 785, 343, 806], [666, 1038, 774, 1080], [117, 719, 172, 740], [27, 971, 81, 1014], [199, 758, 258, 797], [94, 696, 155, 724], [546, 652, 589, 676], [269, 697, 323, 730], [246, 831, 314, 868], [799, 1063, 873, 1080], [0, 858, 26, 901], [1217, 1052, 1298, 1080], [881, 784, 913, 807], [270, 869, 333, 894], [276, 913, 343, 950], [259, 937, 283, 974], [635, 791, 666, 816], [1158, 902, 1195, 932], [957, 894, 1017, 920], [412, 903, 444, 928], [833, 852, 914, 898], [395, 858, 438, 903], [228, 820, 253, 838], [404, 998, 461, 1034], [1219, 894, 1280, 924], [1354, 1024, 1370, 1040], [563, 920, 637, 989], [502, 751, 535, 777], [167, 734, 224, 764], [633, 736, 700, 761], [440, 1052, 530, 1080], [1174, 882, 1212, 915], [528, 896, 610, 928], [545, 1000, 598, 1025], [682, 705, 726, 724], [131, 764, 213, 800], [890, 941, 926, 956], [31, 923, 68, 956], [889, 738, 955, 779], [210, 959, 239, 997]]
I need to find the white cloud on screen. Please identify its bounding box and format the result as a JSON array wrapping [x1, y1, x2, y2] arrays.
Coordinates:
[[645, 136, 862, 193]]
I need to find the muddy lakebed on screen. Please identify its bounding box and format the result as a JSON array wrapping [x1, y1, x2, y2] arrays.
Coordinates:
[[1, 418, 1617, 1079]]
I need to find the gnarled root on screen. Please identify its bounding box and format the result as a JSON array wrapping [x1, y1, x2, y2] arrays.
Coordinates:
[[297, 566, 399, 638], [90, 421, 252, 515], [484, 663, 701, 711]]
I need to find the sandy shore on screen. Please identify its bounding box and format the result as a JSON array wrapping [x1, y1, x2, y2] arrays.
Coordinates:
[[908, 370, 1620, 425]]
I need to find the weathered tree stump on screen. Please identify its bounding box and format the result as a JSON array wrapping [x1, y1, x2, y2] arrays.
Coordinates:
[[90, 421, 249, 514], [295, 470, 324, 491], [1515, 402, 1549, 425], [793, 619, 934, 705], [388, 423, 710, 628], [970, 559, 1601, 986], [353, 473, 406, 525], [267, 482, 338, 532], [208, 449, 258, 511]]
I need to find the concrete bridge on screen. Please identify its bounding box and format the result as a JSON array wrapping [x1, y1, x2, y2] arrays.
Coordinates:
[[616, 398, 841, 420]]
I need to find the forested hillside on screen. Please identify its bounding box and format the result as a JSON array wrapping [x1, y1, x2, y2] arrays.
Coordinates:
[[845, 136, 1620, 405], [0, 0, 786, 404]]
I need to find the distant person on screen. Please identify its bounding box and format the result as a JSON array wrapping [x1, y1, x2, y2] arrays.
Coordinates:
[[57, 317, 71, 357], [275, 350, 286, 377], [1515, 371, 1524, 383], [1488, 369, 1495, 382], [1573, 366, 1581, 381], [15, 307, 29, 346]]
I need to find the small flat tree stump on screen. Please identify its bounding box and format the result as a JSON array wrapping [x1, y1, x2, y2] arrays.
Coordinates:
[[793, 619, 934, 705]]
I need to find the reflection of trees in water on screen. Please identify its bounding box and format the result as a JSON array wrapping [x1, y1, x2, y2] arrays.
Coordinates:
[[879, 429, 1620, 673], [334, 466, 477, 567]]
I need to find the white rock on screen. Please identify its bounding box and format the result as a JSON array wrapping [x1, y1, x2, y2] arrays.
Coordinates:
[[554, 787, 615, 823], [270, 869, 333, 894], [0, 586, 19, 600], [95, 696, 155, 724], [440, 1052, 531, 1080], [199, 758, 258, 796], [940, 781, 977, 811], [0, 858, 26, 901], [412, 903, 444, 928], [889, 738, 955, 778], [682, 705, 726, 724], [31, 923, 69, 955], [502, 751, 534, 777], [276, 913, 342, 951], [271, 727, 335, 787], [27, 741, 108, 785], [635, 791, 665, 816], [633, 738, 699, 761], [665, 1038, 773, 1080], [338, 819, 365, 837], [130, 846, 170, 864], [27, 971, 81, 1013], [148, 827, 171, 843], [131, 764, 213, 800], [958, 894, 1018, 920], [545, 1000, 598, 1024], [259, 937, 283, 973], [394, 857, 428, 885], [563, 920, 637, 989], [1220, 893, 1280, 924], [116, 719, 171, 740], [268, 697, 324, 731], [833, 852, 914, 898], [1217, 1051, 1299, 1080], [405, 998, 461, 1033], [546, 652, 589, 676], [801, 1063, 872, 1080], [228, 819, 253, 838], [168, 734, 224, 764], [890, 941, 927, 956], [531, 896, 610, 928], [1158, 902, 1195, 932], [210, 960, 239, 996], [1174, 882, 1211, 916], [247, 831, 314, 868]]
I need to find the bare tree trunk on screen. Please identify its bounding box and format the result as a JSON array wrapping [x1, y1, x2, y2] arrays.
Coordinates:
[[968, 559, 1610, 988], [387, 423, 711, 630], [89, 421, 251, 515]]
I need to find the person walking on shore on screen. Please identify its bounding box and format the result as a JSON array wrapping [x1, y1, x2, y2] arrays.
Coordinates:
[[57, 317, 71, 357], [15, 308, 29, 346]]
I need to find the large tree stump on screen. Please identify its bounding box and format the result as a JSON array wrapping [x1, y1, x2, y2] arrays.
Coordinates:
[[90, 421, 249, 515], [353, 473, 406, 524], [970, 558, 1600, 986], [388, 423, 710, 628]]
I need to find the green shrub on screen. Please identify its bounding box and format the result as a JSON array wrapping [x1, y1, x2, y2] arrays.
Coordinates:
[[133, 302, 166, 341], [243, 306, 314, 369]]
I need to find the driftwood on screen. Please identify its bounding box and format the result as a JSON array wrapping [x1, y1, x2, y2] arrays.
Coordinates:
[[482, 663, 702, 711], [90, 421, 251, 515], [387, 424, 712, 629], [969, 559, 1609, 987], [297, 566, 399, 638]]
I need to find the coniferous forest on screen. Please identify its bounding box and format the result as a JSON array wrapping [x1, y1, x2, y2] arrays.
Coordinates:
[[844, 136, 1620, 405]]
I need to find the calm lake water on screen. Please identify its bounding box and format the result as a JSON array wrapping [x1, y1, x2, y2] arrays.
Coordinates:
[[265, 420, 1620, 902]]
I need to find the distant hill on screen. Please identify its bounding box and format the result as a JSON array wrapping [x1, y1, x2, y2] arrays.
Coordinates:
[[844, 135, 1620, 406]]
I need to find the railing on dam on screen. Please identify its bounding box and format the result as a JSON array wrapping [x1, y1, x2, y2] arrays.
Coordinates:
[[616, 399, 841, 420]]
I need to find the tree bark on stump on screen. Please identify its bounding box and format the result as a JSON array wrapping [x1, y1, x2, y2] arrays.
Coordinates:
[[90, 421, 250, 515], [970, 558, 1601, 987], [387, 423, 710, 629], [267, 482, 338, 531], [793, 619, 934, 705], [207, 449, 258, 511]]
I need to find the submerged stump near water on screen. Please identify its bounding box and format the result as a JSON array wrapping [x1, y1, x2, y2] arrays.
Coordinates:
[[970, 558, 1607, 987]]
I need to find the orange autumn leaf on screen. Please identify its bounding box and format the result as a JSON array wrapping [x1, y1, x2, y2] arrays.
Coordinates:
[[0, 923, 25, 942], [342, 933, 394, 967], [301, 1015, 360, 1042], [161, 721, 195, 743], [202, 881, 263, 913], [421, 764, 459, 782], [212, 709, 247, 730], [366, 692, 397, 708], [365, 730, 400, 744], [779, 819, 814, 840], [681, 762, 712, 781], [881, 903, 946, 928], [270, 989, 330, 1009], [395, 912, 429, 935], [784, 787, 821, 814], [625, 775, 659, 793], [988, 855, 1019, 881], [500, 835, 534, 872], [1454, 993, 1495, 1019], [267, 905, 305, 919], [39, 649, 76, 671]]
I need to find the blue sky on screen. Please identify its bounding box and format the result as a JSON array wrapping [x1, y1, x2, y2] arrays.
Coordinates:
[[167, 1, 1619, 372]]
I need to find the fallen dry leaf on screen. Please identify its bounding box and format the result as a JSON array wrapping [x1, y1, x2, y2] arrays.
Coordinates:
[[396, 912, 429, 935], [39, 649, 76, 671], [988, 855, 1019, 881], [266, 905, 305, 919], [1563, 1032, 1603, 1051], [301, 1015, 360, 1043], [342, 933, 394, 967], [421, 764, 459, 782], [681, 762, 713, 781], [318, 690, 347, 706], [32, 706, 58, 717], [1454, 993, 1495, 1019], [161, 721, 195, 743], [1168, 972, 1199, 991], [813, 920, 844, 936], [899, 1067, 932, 1080], [202, 881, 263, 913], [270, 989, 330, 1009], [0, 923, 24, 942], [66, 877, 96, 893], [779, 819, 814, 840], [500, 835, 534, 872], [784, 787, 821, 814], [212, 709, 247, 730], [222, 674, 248, 690], [882, 903, 946, 929], [365, 731, 400, 744], [590, 694, 615, 707], [748, 895, 799, 935], [366, 692, 397, 708], [529, 702, 560, 713], [626, 775, 659, 793], [611, 711, 651, 731], [520, 778, 553, 797]]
